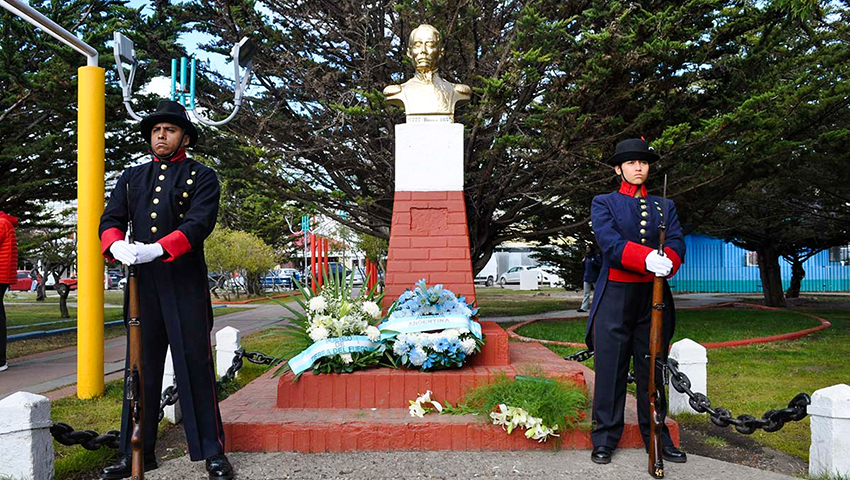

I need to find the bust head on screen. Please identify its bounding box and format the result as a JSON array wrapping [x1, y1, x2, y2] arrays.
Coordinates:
[[407, 24, 442, 73]]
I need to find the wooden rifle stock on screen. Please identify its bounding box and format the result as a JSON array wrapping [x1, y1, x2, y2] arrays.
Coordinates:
[[127, 262, 144, 480], [648, 227, 666, 479], [125, 183, 145, 479]]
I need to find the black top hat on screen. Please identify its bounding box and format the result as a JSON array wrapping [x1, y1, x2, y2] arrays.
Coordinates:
[[606, 138, 659, 166], [139, 100, 199, 147]]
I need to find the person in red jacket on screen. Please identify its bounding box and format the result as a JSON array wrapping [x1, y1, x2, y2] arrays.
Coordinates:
[[0, 211, 19, 372]]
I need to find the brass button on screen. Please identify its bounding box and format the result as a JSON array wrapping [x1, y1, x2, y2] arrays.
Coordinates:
[[660, 213, 664, 217], [639, 198, 646, 203], [640, 220, 647, 226], [186, 179, 193, 185], [191, 170, 196, 176], [641, 238, 646, 244], [158, 174, 165, 181], [654, 201, 659, 205], [182, 192, 189, 198], [150, 212, 157, 219], [179, 201, 184, 205], [641, 204, 647, 210], [153, 198, 160, 205], [657, 206, 662, 211], [150, 226, 158, 233], [641, 211, 648, 217], [179, 214, 184, 219], [160, 164, 167, 171], [155, 186, 162, 193], [640, 228, 646, 234]]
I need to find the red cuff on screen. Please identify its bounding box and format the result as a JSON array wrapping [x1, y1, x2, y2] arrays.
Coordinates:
[[157, 230, 192, 262], [101, 228, 125, 261], [621, 241, 654, 273], [665, 247, 682, 277]]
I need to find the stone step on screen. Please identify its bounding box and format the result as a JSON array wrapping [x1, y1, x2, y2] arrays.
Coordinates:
[[275, 329, 582, 409]]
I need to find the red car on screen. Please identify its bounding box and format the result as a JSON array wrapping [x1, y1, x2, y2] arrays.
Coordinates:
[[10, 270, 33, 291]]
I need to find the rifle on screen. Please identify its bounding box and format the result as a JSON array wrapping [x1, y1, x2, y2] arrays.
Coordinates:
[[125, 184, 145, 480], [647, 175, 668, 479]]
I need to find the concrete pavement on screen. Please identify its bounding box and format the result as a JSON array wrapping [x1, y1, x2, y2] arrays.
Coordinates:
[[131, 450, 798, 480]]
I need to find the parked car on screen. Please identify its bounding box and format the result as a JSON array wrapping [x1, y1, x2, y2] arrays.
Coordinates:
[[45, 275, 78, 290], [10, 270, 33, 291], [497, 265, 561, 286]]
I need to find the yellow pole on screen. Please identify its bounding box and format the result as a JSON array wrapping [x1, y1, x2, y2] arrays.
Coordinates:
[[76, 65, 106, 399]]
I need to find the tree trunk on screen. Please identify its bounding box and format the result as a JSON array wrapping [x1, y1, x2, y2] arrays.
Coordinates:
[[786, 256, 805, 299], [36, 281, 46, 301], [757, 245, 787, 307], [56, 283, 70, 318]]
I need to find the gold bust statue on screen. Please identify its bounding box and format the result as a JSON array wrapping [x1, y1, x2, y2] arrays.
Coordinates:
[[383, 24, 471, 119]]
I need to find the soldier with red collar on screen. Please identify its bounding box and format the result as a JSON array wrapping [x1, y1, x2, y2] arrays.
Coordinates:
[[98, 100, 233, 480], [586, 138, 687, 466]]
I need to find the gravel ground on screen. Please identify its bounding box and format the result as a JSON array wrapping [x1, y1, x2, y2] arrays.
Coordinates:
[[110, 449, 798, 480]]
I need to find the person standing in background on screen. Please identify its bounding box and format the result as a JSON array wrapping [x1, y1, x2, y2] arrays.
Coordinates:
[[0, 211, 19, 372], [578, 245, 601, 312]]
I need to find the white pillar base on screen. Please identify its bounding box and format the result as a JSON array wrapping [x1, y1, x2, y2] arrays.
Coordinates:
[[809, 384, 850, 478], [0, 392, 54, 480], [669, 338, 708, 415], [162, 347, 182, 424], [216, 326, 242, 379]]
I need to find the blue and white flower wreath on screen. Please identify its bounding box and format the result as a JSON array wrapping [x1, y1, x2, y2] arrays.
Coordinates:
[[380, 279, 485, 371]]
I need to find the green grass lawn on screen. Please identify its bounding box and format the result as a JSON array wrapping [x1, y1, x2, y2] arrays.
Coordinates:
[[515, 304, 850, 461], [476, 287, 580, 317], [6, 306, 254, 360], [50, 325, 287, 480]]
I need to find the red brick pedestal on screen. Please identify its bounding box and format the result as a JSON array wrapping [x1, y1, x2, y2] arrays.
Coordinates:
[[383, 190, 476, 309]]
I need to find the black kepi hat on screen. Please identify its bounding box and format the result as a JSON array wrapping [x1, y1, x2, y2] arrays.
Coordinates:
[[140, 100, 199, 147], [607, 138, 659, 166]]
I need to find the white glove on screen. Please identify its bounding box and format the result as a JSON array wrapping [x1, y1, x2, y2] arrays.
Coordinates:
[[645, 250, 672, 277], [134, 242, 164, 264], [110, 240, 137, 265]]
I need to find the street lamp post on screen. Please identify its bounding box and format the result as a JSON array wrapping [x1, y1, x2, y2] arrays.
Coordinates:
[[113, 32, 257, 126], [0, 0, 106, 399]]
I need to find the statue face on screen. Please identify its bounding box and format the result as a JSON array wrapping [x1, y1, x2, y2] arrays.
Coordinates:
[[408, 26, 441, 73]]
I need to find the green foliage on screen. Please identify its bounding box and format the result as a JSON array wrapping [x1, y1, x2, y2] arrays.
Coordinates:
[[205, 225, 276, 295], [270, 264, 387, 378], [455, 372, 588, 429], [0, 1, 168, 226]]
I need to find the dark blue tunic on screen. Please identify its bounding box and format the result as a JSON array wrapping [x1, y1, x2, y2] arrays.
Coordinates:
[[99, 153, 224, 461], [585, 181, 685, 450]]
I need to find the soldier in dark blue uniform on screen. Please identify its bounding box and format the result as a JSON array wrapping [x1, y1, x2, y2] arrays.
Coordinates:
[[99, 101, 233, 480], [585, 138, 688, 465]]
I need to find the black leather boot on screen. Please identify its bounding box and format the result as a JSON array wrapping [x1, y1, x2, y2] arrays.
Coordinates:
[[591, 445, 613, 464], [100, 453, 158, 479], [205, 453, 234, 480], [662, 445, 688, 463]]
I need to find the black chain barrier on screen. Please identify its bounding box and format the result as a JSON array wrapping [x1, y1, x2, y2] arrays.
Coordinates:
[[565, 351, 811, 433], [666, 358, 810, 434], [50, 348, 277, 450]]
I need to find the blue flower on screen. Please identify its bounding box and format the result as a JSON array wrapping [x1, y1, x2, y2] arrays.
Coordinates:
[[434, 337, 451, 353]]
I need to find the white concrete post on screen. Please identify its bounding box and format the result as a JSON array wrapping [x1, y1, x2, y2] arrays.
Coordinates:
[[216, 326, 242, 379], [668, 338, 708, 415], [519, 270, 538, 290], [809, 384, 850, 479], [0, 392, 54, 480], [161, 346, 182, 424]]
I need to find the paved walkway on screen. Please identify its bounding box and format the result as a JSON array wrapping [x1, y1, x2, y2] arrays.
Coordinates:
[[138, 450, 797, 480], [0, 303, 292, 400], [486, 292, 743, 323]]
